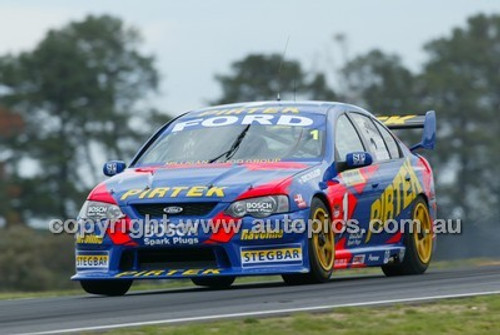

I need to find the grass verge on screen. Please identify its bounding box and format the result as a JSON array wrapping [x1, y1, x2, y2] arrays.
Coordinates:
[[101, 294, 500, 335]]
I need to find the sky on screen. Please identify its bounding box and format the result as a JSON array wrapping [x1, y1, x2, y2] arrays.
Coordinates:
[[1, 0, 500, 116]]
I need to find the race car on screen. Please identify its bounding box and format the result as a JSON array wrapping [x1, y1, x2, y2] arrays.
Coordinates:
[[72, 101, 437, 296]]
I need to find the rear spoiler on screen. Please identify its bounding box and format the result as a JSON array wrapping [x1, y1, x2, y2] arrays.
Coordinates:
[[377, 110, 436, 152]]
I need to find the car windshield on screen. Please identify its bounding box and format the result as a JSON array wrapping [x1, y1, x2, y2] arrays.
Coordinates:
[[135, 112, 326, 166]]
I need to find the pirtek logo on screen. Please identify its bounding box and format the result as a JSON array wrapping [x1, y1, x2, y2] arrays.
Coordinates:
[[120, 186, 226, 200], [195, 106, 300, 116], [114, 268, 222, 278], [365, 159, 423, 243]]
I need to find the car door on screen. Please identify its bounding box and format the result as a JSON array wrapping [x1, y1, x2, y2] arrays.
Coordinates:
[[330, 113, 377, 250], [348, 112, 405, 247]]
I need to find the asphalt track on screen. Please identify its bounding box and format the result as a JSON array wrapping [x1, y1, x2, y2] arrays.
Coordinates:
[[2, 265, 500, 335]]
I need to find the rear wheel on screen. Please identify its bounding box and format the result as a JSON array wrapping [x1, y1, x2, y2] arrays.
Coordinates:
[[191, 276, 235, 288], [80, 280, 132, 296], [282, 198, 334, 285], [382, 197, 433, 277]]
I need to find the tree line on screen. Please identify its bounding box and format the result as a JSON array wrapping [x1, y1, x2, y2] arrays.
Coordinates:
[[1, 13, 499, 259]]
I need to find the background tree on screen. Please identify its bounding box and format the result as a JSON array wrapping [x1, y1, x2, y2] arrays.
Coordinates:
[[0, 15, 164, 221], [0, 107, 25, 226], [342, 50, 420, 113], [213, 54, 336, 104]]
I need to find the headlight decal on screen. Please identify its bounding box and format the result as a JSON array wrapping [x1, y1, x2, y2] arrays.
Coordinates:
[[226, 195, 289, 218], [79, 201, 125, 221]]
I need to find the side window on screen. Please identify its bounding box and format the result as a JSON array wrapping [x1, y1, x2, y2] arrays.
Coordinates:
[[374, 121, 401, 159], [350, 113, 390, 161], [335, 114, 365, 161]]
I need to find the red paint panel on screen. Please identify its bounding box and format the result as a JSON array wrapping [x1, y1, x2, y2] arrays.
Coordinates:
[[87, 183, 116, 204]]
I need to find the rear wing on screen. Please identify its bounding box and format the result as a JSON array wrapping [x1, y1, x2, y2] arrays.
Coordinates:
[[377, 115, 425, 129], [377, 110, 436, 152]]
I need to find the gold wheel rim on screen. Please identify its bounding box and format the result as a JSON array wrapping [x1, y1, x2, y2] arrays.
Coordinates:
[[413, 203, 433, 264], [312, 208, 334, 271]]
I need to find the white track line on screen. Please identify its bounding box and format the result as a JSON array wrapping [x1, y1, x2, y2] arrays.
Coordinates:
[[15, 290, 500, 335]]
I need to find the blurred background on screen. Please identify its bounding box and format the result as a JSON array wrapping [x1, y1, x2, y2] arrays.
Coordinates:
[[0, 0, 499, 292]]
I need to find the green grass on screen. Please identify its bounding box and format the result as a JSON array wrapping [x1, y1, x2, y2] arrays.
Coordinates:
[[100, 294, 500, 335], [0, 258, 497, 301]]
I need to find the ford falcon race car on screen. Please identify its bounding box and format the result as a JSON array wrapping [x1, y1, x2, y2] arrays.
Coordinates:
[[73, 101, 437, 296]]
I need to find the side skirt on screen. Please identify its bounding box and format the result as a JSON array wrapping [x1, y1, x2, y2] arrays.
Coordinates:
[[334, 246, 406, 270]]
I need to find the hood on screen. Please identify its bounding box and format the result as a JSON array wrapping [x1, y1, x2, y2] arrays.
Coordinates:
[[99, 162, 316, 205]]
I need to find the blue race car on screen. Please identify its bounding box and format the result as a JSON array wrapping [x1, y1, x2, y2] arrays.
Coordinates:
[[73, 101, 437, 296]]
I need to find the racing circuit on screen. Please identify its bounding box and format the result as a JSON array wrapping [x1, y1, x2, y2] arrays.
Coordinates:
[[2, 265, 500, 335]]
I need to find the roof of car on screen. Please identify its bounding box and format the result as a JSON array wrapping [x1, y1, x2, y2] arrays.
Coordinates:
[[184, 100, 372, 116]]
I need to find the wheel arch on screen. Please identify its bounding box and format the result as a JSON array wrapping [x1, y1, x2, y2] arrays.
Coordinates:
[[311, 192, 331, 217], [418, 192, 429, 206]]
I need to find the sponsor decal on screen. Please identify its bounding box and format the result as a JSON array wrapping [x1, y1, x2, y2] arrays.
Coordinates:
[[377, 115, 417, 126], [115, 268, 222, 278], [366, 159, 423, 243], [383, 250, 391, 264], [172, 114, 314, 133], [142, 221, 200, 246], [240, 229, 284, 241], [339, 170, 366, 188], [195, 106, 300, 117], [241, 244, 303, 267], [163, 158, 282, 166], [368, 254, 380, 262], [120, 186, 226, 201], [352, 153, 367, 165], [399, 249, 406, 261], [352, 254, 366, 266], [293, 194, 308, 209], [76, 252, 109, 269], [245, 198, 275, 215], [334, 258, 348, 267], [163, 206, 183, 214], [347, 231, 364, 247], [143, 237, 199, 246], [298, 168, 321, 184], [104, 162, 119, 175], [76, 234, 103, 244], [332, 204, 341, 219]]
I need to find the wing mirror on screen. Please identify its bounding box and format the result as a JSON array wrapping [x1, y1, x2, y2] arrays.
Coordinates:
[[345, 152, 373, 169], [103, 160, 126, 176]]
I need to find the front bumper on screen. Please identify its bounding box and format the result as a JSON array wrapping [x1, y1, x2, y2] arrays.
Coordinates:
[[72, 209, 311, 281]]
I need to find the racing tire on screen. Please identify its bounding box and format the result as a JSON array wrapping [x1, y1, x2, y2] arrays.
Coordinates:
[[191, 276, 235, 289], [282, 198, 334, 285], [382, 196, 433, 277], [80, 279, 132, 296]]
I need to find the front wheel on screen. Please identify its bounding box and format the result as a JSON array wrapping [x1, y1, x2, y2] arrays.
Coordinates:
[[191, 276, 235, 288], [80, 279, 132, 296], [382, 197, 433, 277], [282, 198, 334, 285]]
